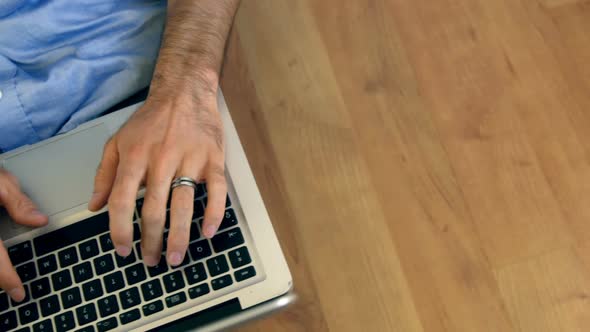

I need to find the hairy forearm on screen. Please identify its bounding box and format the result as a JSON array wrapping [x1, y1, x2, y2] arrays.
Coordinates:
[[150, 0, 240, 97]]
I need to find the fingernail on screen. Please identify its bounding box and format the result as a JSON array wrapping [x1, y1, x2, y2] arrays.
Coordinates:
[[204, 225, 217, 238], [168, 252, 182, 266], [115, 246, 131, 257], [8, 288, 24, 301], [144, 255, 159, 266], [31, 210, 45, 217]]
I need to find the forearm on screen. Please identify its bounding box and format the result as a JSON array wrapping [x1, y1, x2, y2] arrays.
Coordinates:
[[150, 0, 240, 98]]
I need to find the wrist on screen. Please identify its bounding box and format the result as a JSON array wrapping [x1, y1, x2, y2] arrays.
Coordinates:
[[148, 66, 219, 104]]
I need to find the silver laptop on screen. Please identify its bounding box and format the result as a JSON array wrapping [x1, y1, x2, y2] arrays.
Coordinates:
[[0, 91, 294, 332]]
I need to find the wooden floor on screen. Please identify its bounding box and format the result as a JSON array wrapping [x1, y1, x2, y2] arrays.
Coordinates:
[[219, 1, 590, 331]]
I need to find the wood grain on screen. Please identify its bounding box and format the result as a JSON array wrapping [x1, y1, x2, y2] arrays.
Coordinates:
[[220, 0, 590, 331]]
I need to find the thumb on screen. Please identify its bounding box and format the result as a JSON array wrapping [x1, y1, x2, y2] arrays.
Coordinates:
[[0, 240, 25, 302], [0, 170, 47, 227], [89, 137, 119, 211]]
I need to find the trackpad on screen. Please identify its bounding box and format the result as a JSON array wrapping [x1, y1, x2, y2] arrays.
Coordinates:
[[2, 124, 110, 216]]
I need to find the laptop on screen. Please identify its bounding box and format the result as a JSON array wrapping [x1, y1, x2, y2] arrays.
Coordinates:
[[0, 91, 294, 331]]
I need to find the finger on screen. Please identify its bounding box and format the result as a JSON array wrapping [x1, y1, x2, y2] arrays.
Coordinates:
[[108, 157, 145, 258], [166, 161, 202, 266], [0, 240, 25, 302], [201, 163, 227, 239], [0, 171, 48, 227], [141, 154, 179, 266], [89, 138, 119, 211]]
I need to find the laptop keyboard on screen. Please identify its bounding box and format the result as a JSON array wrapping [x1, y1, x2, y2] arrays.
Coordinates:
[[0, 185, 259, 332]]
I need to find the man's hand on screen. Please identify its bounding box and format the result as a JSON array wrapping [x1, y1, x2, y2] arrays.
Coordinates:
[[0, 169, 48, 301], [88, 86, 226, 267], [89, 0, 239, 267]]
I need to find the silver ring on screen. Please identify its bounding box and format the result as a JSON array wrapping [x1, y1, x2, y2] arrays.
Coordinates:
[[171, 176, 198, 190]]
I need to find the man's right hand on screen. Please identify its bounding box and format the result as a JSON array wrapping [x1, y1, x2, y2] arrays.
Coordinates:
[[0, 169, 48, 301]]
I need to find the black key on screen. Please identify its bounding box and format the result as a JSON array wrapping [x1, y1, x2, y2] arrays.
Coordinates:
[[189, 221, 200, 241], [192, 200, 204, 220], [228, 246, 252, 269], [19, 302, 39, 325], [119, 308, 140, 325], [188, 283, 210, 299], [8, 241, 33, 266], [136, 197, 144, 215], [34, 212, 109, 257], [79, 239, 99, 260], [0, 310, 17, 331], [195, 183, 205, 198], [211, 228, 244, 253], [165, 292, 186, 308], [97, 317, 117, 332], [76, 303, 97, 326], [54, 311, 75, 332], [118, 287, 140, 310], [184, 262, 207, 285], [146, 256, 168, 277], [162, 231, 169, 251], [82, 279, 103, 301], [225, 195, 231, 208], [165, 211, 170, 230], [75, 327, 94, 332], [58, 247, 79, 268], [115, 250, 136, 268], [15, 327, 30, 332], [31, 277, 51, 299], [206, 255, 229, 277], [134, 243, 142, 259], [0, 292, 8, 311], [98, 234, 114, 253], [141, 300, 163, 317], [73, 261, 93, 283], [140, 280, 163, 302], [103, 271, 125, 293], [40, 295, 60, 317], [124, 263, 146, 285], [211, 274, 233, 290], [188, 239, 212, 261], [235, 266, 257, 282], [97, 295, 119, 318], [61, 287, 82, 309], [11, 284, 30, 306], [37, 255, 58, 275], [16, 261, 37, 282], [93, 254, 114, 276], [51, 270, 72, 291], [33, 319, 53, 332], [133, 224, 141, 241], [162, 271, 185, 293]]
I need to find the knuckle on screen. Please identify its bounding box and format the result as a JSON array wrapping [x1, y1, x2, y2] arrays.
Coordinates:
[[141, 210, 165, 227], [170, 217, 191, 232], [107, 196, 131, 212], [125, 143, 146, 161]]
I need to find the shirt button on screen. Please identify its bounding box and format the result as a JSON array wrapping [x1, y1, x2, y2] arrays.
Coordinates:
[[0, 89, 3, 100]]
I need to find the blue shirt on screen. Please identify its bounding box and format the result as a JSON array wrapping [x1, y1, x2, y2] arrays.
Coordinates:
[[0, 0, 166, 152]]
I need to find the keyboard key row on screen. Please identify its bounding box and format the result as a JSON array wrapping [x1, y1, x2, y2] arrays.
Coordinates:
[[4, 266, 255, 331], [211, 228, 244, 253], [34, 211, 109, 257], [8, 241, 33, 266]]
